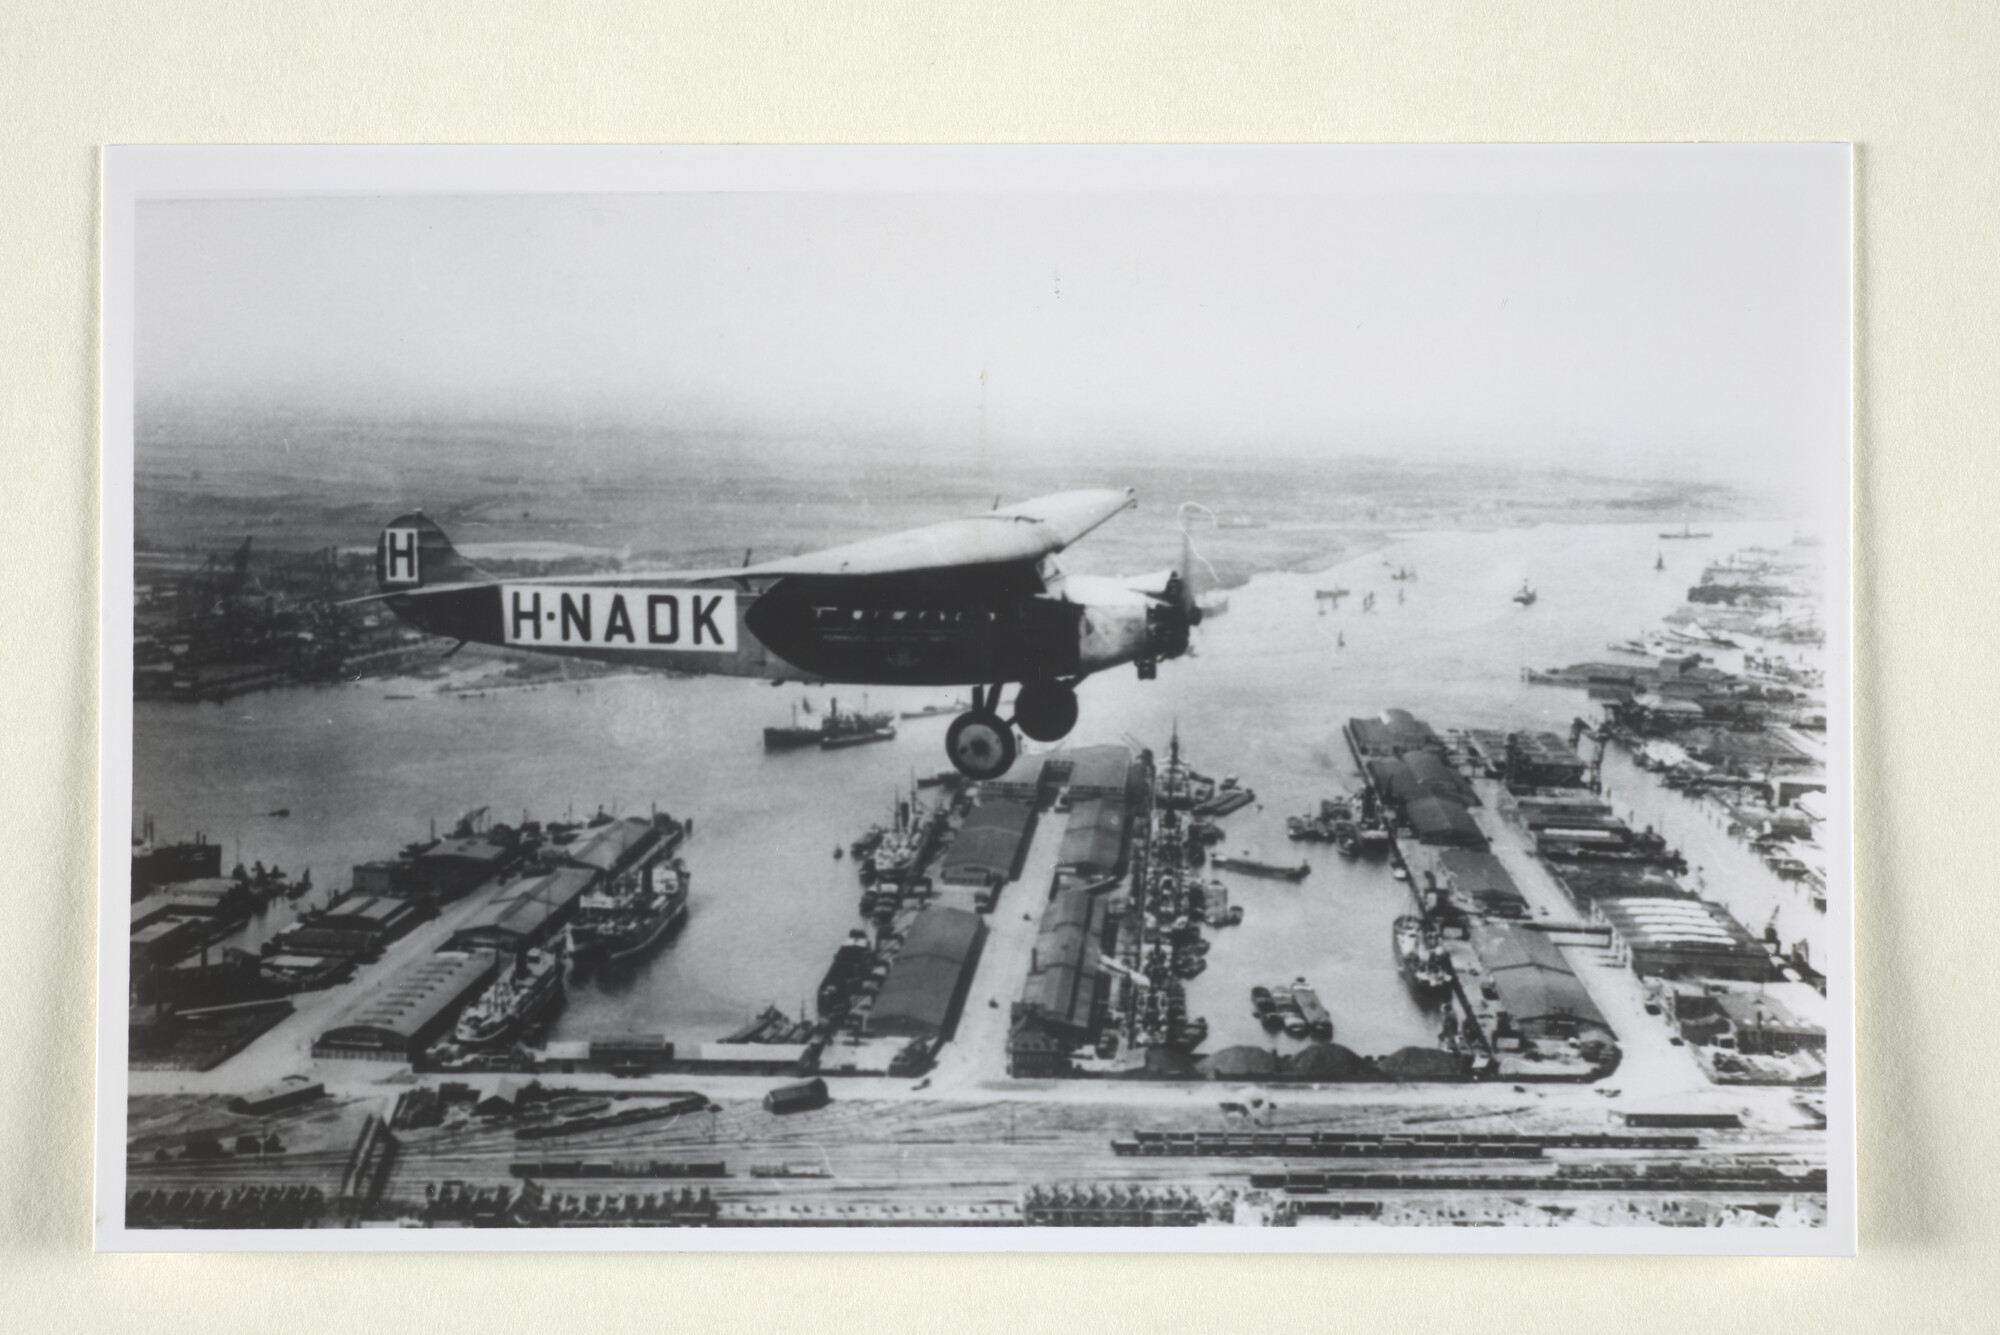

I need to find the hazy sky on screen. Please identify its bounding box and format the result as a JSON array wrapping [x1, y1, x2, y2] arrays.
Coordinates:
[[135, 171, 1848, 491]]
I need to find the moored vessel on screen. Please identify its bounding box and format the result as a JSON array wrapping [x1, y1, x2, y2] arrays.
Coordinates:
[[570, 857, 691, 962], [1211, 852, 1310, 881], [1393, 914, 1455, 1005], [454, 943, 566, 1048]]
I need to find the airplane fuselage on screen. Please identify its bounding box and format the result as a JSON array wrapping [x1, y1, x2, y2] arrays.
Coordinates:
[[384, 570, 1169, 687]]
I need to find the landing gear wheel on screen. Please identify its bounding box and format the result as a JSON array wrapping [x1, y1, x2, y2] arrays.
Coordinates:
[[1013, 680, 1079, 743], [946, 711, 1017, 780]]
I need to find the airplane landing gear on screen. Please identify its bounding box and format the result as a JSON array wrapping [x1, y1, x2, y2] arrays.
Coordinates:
[[1013, 680, 1079, 743], [946, 702, 1017, 780]]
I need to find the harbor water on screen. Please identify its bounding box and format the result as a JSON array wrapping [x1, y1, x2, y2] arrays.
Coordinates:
[[132, 518, 1815, 1048]]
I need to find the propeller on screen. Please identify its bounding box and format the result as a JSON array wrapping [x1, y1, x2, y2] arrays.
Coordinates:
[[1173, 501, 1219, 644]]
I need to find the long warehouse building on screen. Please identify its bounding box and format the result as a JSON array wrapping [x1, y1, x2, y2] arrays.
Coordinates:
[[867, 906, 987, 1041]]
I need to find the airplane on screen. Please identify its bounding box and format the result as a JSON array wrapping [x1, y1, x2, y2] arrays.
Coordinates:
[[360, 488, 1202, 779]]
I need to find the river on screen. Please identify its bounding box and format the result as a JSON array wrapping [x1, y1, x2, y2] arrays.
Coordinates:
[[132, 517, 1816, 1046]]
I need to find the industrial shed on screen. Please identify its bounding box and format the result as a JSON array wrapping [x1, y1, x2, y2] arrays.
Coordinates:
[[411, 836, 516, 902], [555, 816, 669, 878], [1365, 756, 1423, 808], [1554, 865, 1693, 905], [867, 906, 986, 1040], [1437, 848, 1520, 898], [1467, 921, 1610, 1042], [313, 951, 500, 1061], [938, 798, 1038, 889], [1056, 798, 1129, 879], [150, 877, 252, 919], [983, 754, 1049, 804], [1405, 796, 1488, 848], [1348, 711, 1441, 758], [444, 867, 599, 954], [1503, 731, 1590, 788], [1403, 750, 1475, 805], [1014, 888, 1110, 1046], [1064, 745, 1132, 799], [1593, 897, 1774, 983]]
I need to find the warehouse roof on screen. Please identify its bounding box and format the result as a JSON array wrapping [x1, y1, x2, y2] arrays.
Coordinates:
[[1555, 865, 1693, 903], [445, 867, 598, 951], [1057, 798, 1126, 874], [939, 799, 1037, 886], [1366, 756, 1423, 805], [1436, 849, 1519, 896], [1065, 745, 1131, 795], [1406, 796, 1487, 847], [557, 817, 661, 875], [1595, 897, 1768, 972], [1404, 750, 1474, 803], [1468, 921, 1608, 1034], [1017, 888, 1107, 1036], [318, 951, 499, 1050], [418, 836, 512, 866], [869, 907, 986, 1038]]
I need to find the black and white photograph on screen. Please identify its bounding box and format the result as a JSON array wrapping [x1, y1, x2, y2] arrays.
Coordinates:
[[97, 146, 1852, 1251]]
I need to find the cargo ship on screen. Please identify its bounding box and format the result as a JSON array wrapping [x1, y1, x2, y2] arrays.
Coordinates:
[[454, 944, 566, 1048], [859, 790, 938, 888], [763, 696, 897, 751], [570, 858, 691, 961], [1660, 521, 1713, 540], [1393, 915, 1455, 1005]]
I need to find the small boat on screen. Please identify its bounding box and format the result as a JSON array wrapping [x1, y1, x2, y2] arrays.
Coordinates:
[[1660, 521, 1713, 540], [899, 696, 970, 721], [1211, 852, 1310, 881], [1655, 553, 1666, 572], [1291, 983, 1334, 1041], [1513, 580, 1537, 606]]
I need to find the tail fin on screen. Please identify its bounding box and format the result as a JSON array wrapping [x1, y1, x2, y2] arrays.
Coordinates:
[[376, 513, 487, 592], [1177, 526, 1203, 627], [1175, 502, 1215, 628]]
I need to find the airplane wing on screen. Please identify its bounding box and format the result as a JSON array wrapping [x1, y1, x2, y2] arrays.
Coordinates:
[[730, 487, 1136, 578]]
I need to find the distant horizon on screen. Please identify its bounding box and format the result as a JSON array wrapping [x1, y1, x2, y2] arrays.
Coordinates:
[[134, 180, 1847, 513]]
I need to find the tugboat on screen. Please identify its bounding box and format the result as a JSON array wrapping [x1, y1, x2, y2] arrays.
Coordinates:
[[570, 858, 691, 962], [1393, 915, 1455, 1005], [454, 942, 566, 1048]]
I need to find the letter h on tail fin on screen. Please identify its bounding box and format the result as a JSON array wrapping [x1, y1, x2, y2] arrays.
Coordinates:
[[376, 513, 488, 592]]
